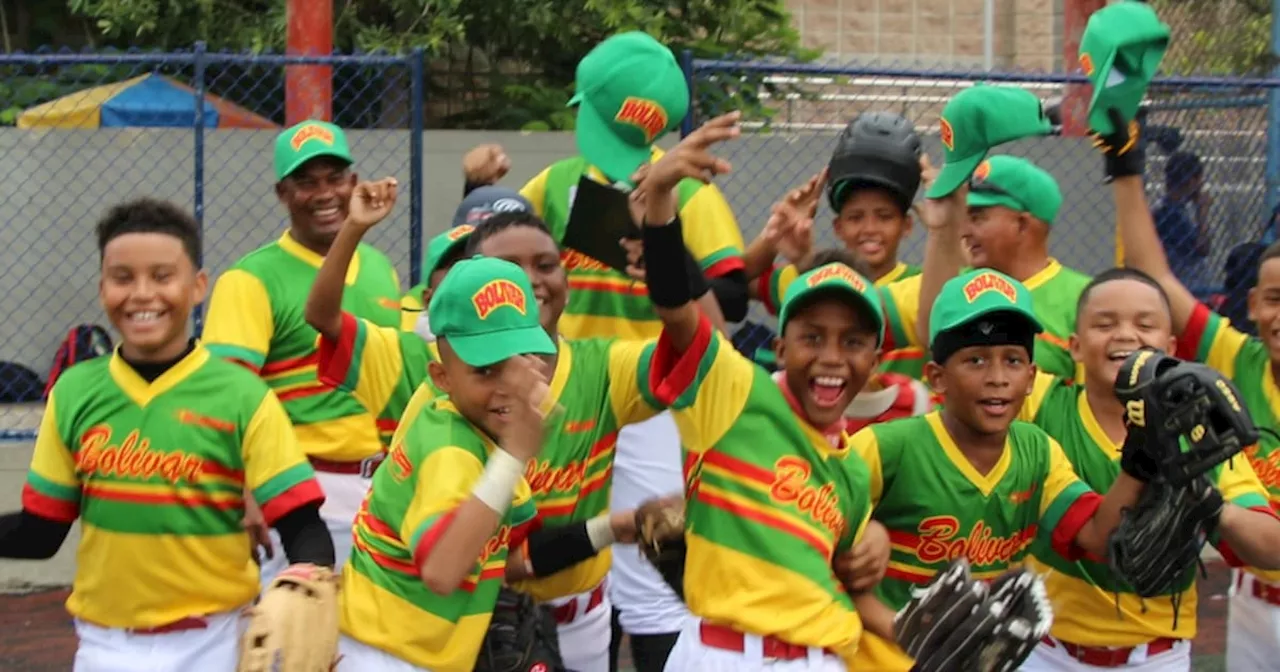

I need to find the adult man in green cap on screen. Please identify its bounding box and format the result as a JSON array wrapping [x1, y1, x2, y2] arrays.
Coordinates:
[[203, 119, 404, 588], [461, 31, 747, 672], [919, 87, 1091, 380]]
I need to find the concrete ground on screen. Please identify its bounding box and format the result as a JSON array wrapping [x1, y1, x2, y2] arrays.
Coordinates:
[[0, 407, 1237, 670]]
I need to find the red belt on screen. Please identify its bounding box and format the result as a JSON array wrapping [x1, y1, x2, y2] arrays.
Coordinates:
[[1237, 572, 1280, 606], [129, 617, 208, 636], [1041, 636, 1178, 667], [551, 583, 605, 625], [309, 453, 384, 478], [699, 622, 834, 661]]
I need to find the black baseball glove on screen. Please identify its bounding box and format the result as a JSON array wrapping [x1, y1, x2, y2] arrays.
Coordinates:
[[1109, 475, 1223, 603], [895, 560, 1053, 672], [1114, 349, 1257, 485], [474, 587, 568, 672], [1090, 107, 1147, 182]]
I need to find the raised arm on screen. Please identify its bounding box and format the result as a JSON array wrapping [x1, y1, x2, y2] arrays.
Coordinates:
[[639, 112, 742, 353], [304, 178, 398, 342], [913, 155, 967, 347]]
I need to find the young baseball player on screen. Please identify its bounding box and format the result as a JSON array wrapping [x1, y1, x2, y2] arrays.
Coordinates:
[[309, 190, 662, 672], [630, 112, 885, 672], [1105, 114, 1280, 671], [847, 268, 1148, 671], [336, 255, 555, 672], [202, 120, 404, 583], [400, 186, 533, 338], [0, 198, 333, 672], [1010, 267, 1280, 671]]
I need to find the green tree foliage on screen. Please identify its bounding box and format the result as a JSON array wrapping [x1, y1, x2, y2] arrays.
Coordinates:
[[1151, 0, 1274, 75], [64, 0, 817, 130]]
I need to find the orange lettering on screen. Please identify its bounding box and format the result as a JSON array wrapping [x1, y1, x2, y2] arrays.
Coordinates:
[[973, 160, 991, 183], [940, 118, 954, 151], [478, 525, 513, 566], [76, 425, 204, 485], [914, 516, 1036, 567], [1080, 53, 1095, 77], [471, 279, 528, 320], [447, 224, 475, 242], [805, 263, 866, 292], [561, 249, 611, 272], [1246, 446, 1280, 494], [525, 459, 587, 496], [962, 272, 1018, 304], [389, 444, 413, 482], [614, 97, 668, 143], [290, 123, 335, 150], [769, 456, 845, 540]]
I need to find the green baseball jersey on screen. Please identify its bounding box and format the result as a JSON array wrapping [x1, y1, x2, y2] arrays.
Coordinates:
[[1020, 374, 1271, 646], [645, 315, 873, 668], [1178, 302, 1280, 584], [22, 345, 323, 629], [339, 397, 538, 672], [202, 232, 403, 461], [520, 153, 745, 341], [1022, 259, 1091, 380]]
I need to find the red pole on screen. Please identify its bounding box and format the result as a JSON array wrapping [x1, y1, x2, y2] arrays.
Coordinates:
[[285, 0, 333, 125], [1061, 0, 1105, 138]]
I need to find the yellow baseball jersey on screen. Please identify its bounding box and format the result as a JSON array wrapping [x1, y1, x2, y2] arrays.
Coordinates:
[[357, 334, 661, 601], [1178, 302, 1280, 585], [647, 315, 873, 668], [202, 231, 403, 462], [340, 398, 538, 672], [400, 284, 426, 332], [1020, 373, 1272, 645], [851, 412, 1102, 670], [21, 345, 323, 629], [521, 151, 745, 340]]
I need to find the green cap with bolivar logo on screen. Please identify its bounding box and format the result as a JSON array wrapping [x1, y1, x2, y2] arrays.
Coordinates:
[[274, 120, 354, 181], [422, 225, 476, 288], [778, 263, 884, 347], [965, 155, 1063, 226], [926, 85, 1053, 199], [1079, 0, 1170, 135], [427, 256, 557, 367], [569, 31, 690, 187], [928, 269, 1042, 347]]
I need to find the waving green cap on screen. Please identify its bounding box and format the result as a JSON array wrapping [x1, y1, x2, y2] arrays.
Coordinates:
[[926, 85, 1052, 199], [1079, 0, 1170, 135]]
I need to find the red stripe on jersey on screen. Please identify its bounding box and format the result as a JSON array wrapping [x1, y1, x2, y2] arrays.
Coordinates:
[[588, 432, 618, 460], [696, 489, 830, 557], [276, 383, 333, 402], [757, 265, 777, 315], [355, 535, 419, 576], [259, 479, 325, 526], [704, 256, 745, 279], [567, 279, 649, 296], [649, 314, 714, 407], [21, 484, 79, 523], [317, 312, 359, 387], [1177, 303, 1212, 361], [701, 450, 776, 486], [412, 509, 459, 570], [1050, 492, 1103, 561], [261, 352, 321, 376]]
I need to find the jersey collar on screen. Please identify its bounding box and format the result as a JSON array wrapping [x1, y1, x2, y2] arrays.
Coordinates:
[[927, 411, 1012, 497], [770, 370, 845, 450], [1076, 389, 1121, 459], [278, 231, 362, 282], [109, 342, 211, 407], [876, 262, 909, 287], [1021, 258, 1063, 290]]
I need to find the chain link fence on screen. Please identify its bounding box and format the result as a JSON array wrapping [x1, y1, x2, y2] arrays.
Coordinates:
[[688, 58, 1280, 327], [0, 47, 426, 439]]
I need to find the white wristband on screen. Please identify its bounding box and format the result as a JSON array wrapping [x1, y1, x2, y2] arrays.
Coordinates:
[[586, 514, 616, 551], [473, 449, 526, 514]]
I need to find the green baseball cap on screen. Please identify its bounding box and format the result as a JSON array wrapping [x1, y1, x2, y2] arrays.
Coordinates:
[[1079, 1, 1170, 135], [422, 225, 476, 288], [427, 256, 556, 367], [569, 32, 690, 187], [274, 120, 354, 181], [778, 263, 884, 347], [965, 155, 1063, 226], [926, 85, 1053, 199], [928, 269, 1042, 347]]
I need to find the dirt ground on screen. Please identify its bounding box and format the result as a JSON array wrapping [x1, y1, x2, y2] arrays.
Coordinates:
[[0, 561, 1238, 671]]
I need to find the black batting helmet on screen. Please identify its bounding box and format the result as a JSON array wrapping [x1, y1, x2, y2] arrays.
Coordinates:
[[826, 111, 923, 214]]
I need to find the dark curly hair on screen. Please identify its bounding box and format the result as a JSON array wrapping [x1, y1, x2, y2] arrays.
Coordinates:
[[96, 197, 201, 264]]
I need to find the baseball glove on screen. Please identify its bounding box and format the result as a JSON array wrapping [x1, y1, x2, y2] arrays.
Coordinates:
[[895, 560, 1053, 672], [474, 587, 567, 672], [237, 563, 340, 672], [634, 496, 687, 600], [1109, 475, 1224, 605], [1114, 349, 1256, 485]]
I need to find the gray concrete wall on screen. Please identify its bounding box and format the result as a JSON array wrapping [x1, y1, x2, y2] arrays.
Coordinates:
[[0, 128, 1257, 379]]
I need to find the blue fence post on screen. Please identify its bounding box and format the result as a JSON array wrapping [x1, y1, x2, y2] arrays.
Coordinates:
[[680, 50, 695, 138], [409, 47, 426, 286], [1267, 0, 1280, 244], [193, 41, 208, 335]]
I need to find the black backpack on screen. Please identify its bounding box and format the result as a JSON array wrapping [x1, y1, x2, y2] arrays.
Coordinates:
[[44, 324, 113, 398]]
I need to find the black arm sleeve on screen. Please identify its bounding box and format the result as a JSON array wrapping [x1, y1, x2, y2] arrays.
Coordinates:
[[0, 510, 72, 559], [706, 269, 749, 323], [525, 522, 599, 577], [273, 504, 335, 568]]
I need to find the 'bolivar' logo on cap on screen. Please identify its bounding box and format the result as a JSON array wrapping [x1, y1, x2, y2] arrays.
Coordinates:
[[973, 160, 991, 183], [472, 279, 527, 319], [1079, 52, 1095, 77], [805, 263, 866, 293], [939, 118, 954, 151], [447, 225, 474, 241], [615, 97, 668, 144], [290, 123, 334, 151], [962, 272, 1017, 304]]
